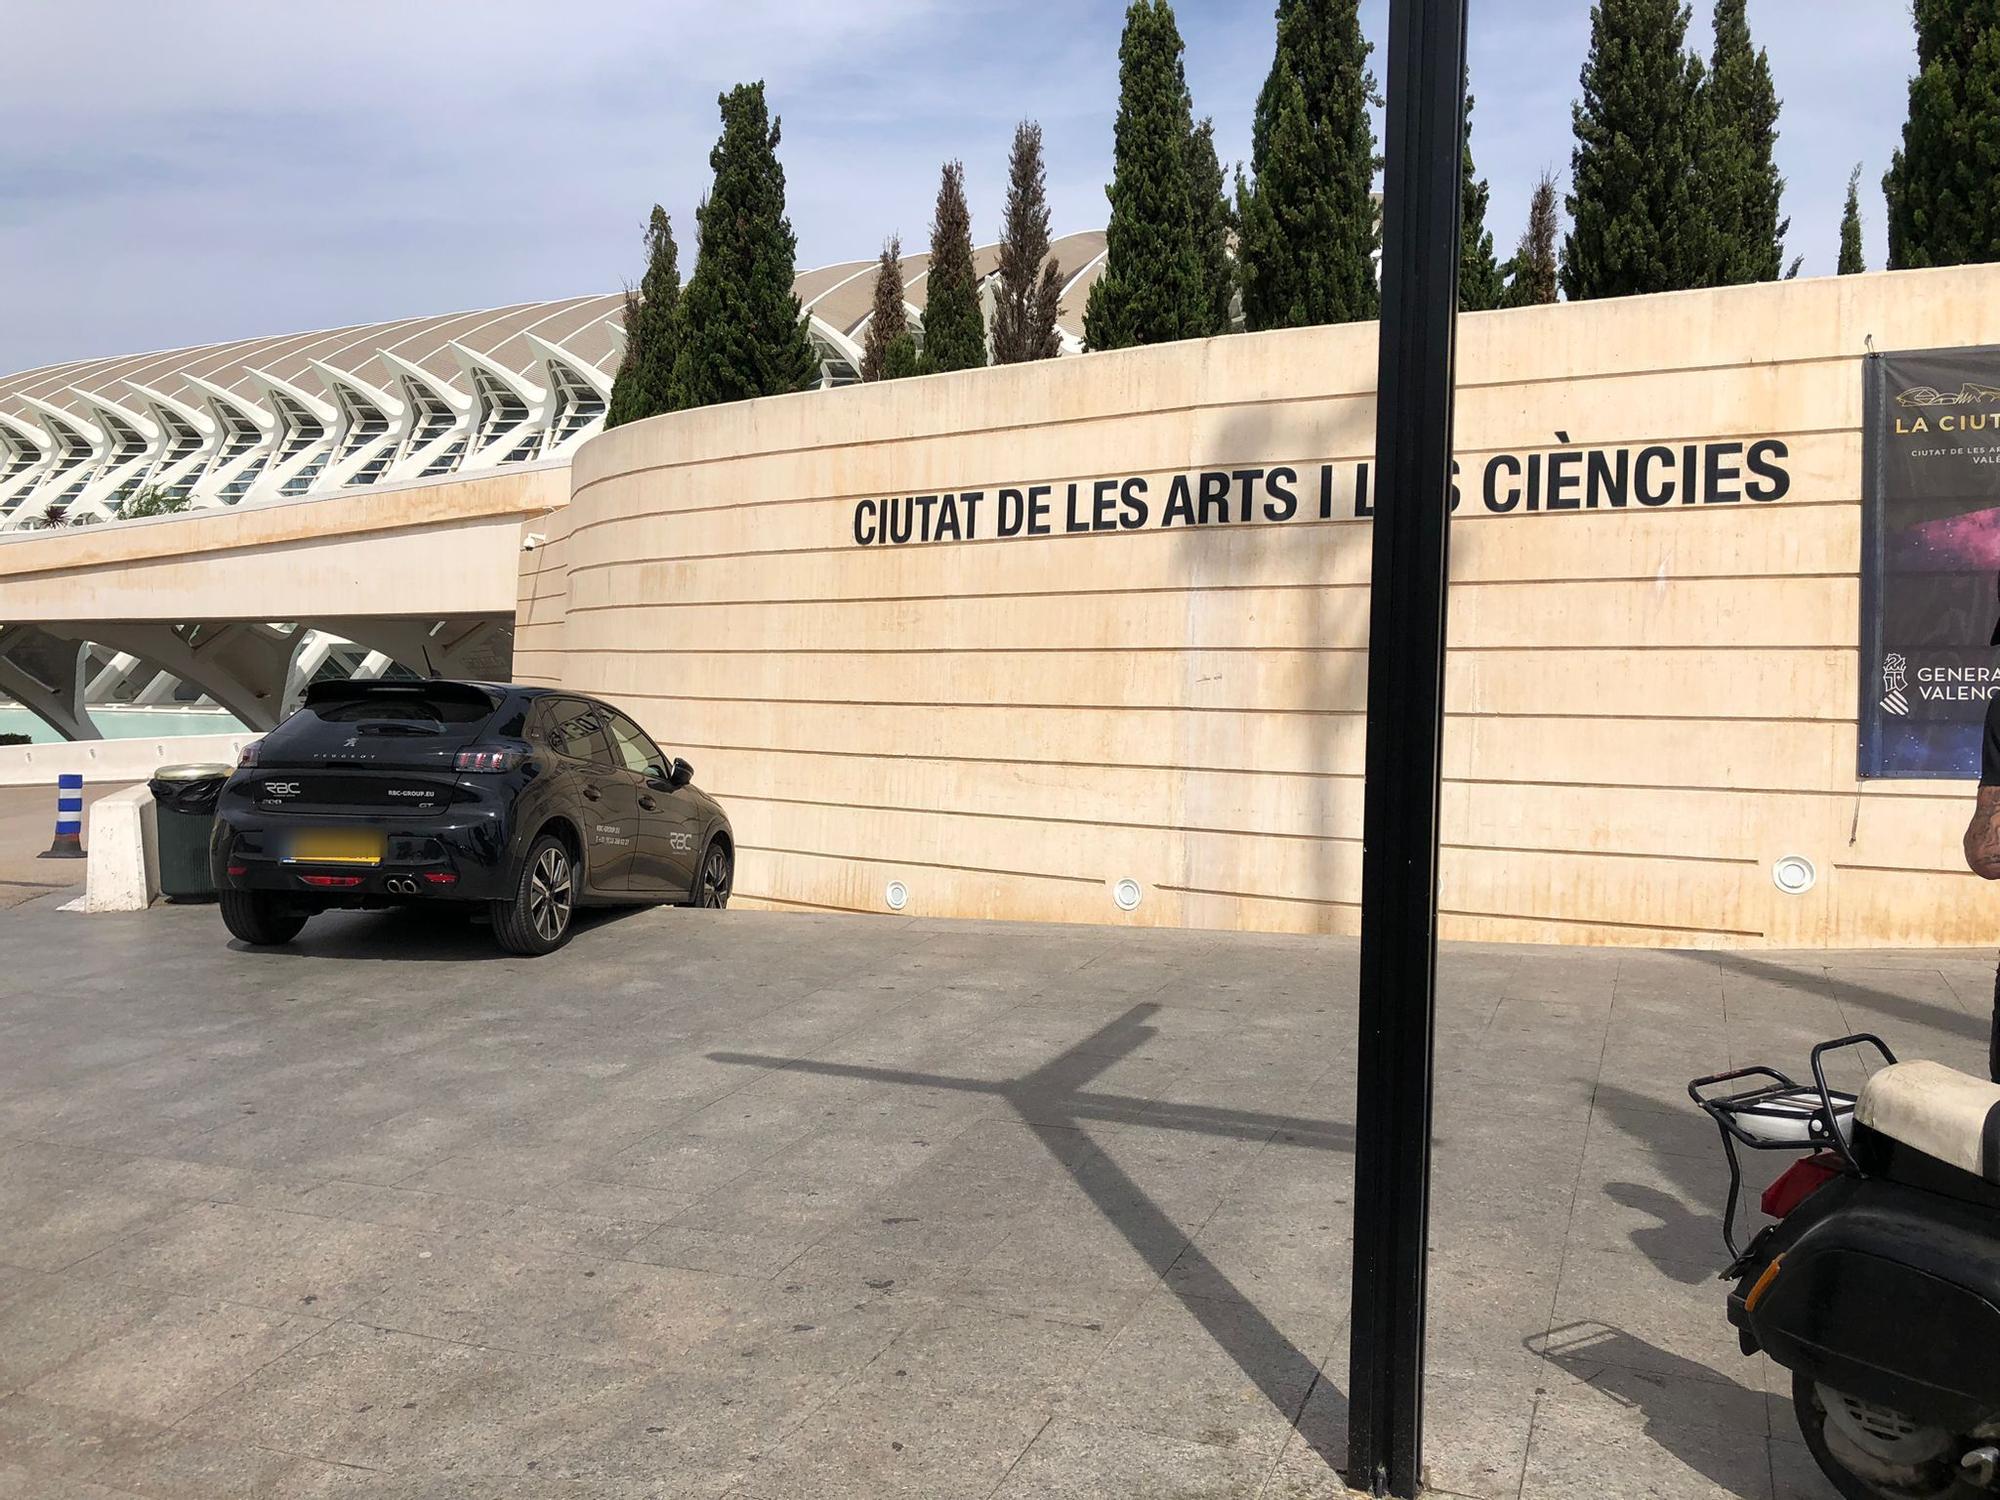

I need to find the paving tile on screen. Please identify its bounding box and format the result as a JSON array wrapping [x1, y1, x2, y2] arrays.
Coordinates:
[[0, 1276, 162, 1392], [676, 1275, 920, 1389], [178, 1321, 636, 1476], [0, 1461, 146, 1498], [527, 1364, 830, 1495], [856, 1301, 1114, 1407], [730, 1386, 1051, 1500], [0, 1393, 162, 1481], [621, 1223, 820, 1279], [87, 1425, 381, 1498], [1521, 1382, 1774, 1500], [83, 1201, 439, 1319], [25, 1296, 326, 1424], [945, 1205, 1176, 1328], [1259, 1433, 1352, 1500], [1769, 1433, 1836, 1500], [86, 1157, 328, 1213], [1058, 1287, 1332, 1460], [1544, 1261, 1754, 1389], [0, 1175, 182, 1273], [989, 1414, 1271, 1498], [285, 1179, 510, 1237], [355, 1238, 748, 1369]]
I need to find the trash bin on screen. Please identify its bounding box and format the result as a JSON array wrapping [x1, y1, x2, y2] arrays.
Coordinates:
[[149, 763, 233, 901]]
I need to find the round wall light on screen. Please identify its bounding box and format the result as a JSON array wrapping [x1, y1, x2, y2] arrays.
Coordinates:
[[884, 880, 909, 911], [1771, 855, 1817, 896], [1113, 878, 1143, 912]]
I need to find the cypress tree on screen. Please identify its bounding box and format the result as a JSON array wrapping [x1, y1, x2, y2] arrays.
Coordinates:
[[1501, 171, 1562, 307], [1838, 165, 1867, 275], [1236, 0, 1379, 331], [1561, 0, 1711, 301], [606, 206, 682, 428], [922, 160, 986, 371], [861, 236, 909, 382], [1188, 116, 1236, 334], [1884, 0, 2000, 269], [881, 334, 922, 380], [1085, 0, 1207, 349], [1460, 89, 1503, 312], [1705, 0, 1788, 284], [993, 121, 1066, 364], [670, 83, 820, 410]]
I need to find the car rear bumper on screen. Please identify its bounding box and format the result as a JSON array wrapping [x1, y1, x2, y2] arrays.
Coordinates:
[[210, 808, 514, 903]]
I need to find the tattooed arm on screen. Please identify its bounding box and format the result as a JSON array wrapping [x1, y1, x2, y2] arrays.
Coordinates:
[[1965, 785, 2000, 879]]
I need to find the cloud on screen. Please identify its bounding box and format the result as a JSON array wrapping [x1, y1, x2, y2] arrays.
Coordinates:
[[0, 0, 1925, 373]]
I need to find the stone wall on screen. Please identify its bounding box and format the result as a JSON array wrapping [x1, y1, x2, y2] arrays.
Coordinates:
[[518, 266, 2000, 948]]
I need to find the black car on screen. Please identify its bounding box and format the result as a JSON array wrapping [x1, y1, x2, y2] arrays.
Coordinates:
[[210, 679, 733, 955]]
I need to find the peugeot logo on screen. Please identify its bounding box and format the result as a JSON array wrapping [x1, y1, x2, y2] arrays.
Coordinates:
[[264, 782, 301, 797]]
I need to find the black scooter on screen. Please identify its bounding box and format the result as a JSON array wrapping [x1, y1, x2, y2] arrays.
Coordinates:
[[1691, 1036, 2000, 1499]]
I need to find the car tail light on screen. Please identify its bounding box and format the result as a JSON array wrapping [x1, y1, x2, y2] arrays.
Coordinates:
[[226, 864, 248, 877], [300, 874, 364, 888], [236, 741, 260, 768], [1762, 1151, 1842, 1220], [455, 748, 522, 772], [422, 871, 458, 886]]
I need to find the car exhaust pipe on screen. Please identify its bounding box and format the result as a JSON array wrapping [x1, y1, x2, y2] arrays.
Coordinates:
[[385, 876, 418, 895]]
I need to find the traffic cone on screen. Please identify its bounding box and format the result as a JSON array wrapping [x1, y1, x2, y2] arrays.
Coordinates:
[[37, 772, 84, 859]]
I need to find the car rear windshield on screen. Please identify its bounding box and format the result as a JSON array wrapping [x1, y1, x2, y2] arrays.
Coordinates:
[[311, 696, 492, 725]]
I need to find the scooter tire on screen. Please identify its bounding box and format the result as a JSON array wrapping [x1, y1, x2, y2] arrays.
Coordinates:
[[1791, 1372, 1976, 1500]]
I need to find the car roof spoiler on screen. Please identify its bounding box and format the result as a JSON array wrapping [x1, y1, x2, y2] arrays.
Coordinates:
[[302, 679, 501, 709]]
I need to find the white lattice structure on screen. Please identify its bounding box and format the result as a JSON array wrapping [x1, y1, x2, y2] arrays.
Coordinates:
[[0, 231, 1110, 531]]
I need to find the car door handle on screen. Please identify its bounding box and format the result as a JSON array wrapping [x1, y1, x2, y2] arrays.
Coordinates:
[[582, 785, 601, 802], [638, 795, 659, 811]]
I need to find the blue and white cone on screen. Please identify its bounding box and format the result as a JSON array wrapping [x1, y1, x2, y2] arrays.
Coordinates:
[[38, 772, 84, 859]]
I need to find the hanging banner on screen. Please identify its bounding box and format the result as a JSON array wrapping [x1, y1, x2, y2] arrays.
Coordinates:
[[1861, 345, 2000, 778]]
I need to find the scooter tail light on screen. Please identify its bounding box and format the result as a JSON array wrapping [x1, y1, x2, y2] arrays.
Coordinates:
[[454, 747, 522, 773], [1762, 1152, 1843, 1221]]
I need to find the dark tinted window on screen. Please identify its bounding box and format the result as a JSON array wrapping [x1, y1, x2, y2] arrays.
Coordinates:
[[545, 700, 613, 764], [310, 695, 490, 725]]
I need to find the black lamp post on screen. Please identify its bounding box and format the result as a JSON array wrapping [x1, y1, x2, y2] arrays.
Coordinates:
[[1345, 0, 1468, 1495]]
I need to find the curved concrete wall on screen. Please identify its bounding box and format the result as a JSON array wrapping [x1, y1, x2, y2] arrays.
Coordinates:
[[519, 266, 2000, 948]]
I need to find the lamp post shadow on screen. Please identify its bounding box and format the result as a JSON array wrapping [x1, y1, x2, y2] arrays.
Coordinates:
[[709, 998, 1355, 1471]]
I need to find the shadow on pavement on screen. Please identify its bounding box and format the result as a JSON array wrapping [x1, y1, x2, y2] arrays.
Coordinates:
[[709, 1000, 1355, 1474], [1587, 1080, 1729, 1284], [224, 901, 657, 962], [1684, 948, 1989, 1050], [1529, 1320, 1778, 1496]]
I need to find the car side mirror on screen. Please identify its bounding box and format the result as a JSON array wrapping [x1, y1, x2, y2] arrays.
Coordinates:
[[666, 757, 693, 790]]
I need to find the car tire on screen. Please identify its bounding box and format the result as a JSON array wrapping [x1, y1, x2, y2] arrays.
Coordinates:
[[492, 833, 576, 955], [219, 890, 308, 946], [693, 839, 732, 909]]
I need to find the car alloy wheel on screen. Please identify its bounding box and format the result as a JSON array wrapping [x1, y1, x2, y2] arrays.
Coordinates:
[[699, 843, 732, 908], [529, 844, 573, 942]]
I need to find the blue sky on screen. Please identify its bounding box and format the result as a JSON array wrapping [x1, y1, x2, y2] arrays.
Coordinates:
[[0, 1, 1918, 372]]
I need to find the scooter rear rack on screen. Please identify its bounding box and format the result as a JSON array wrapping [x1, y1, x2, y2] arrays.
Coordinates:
[[1688, 1035, 1896, 1261]]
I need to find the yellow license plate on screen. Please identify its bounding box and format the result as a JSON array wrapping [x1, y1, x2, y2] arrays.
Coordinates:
[[285, 828, 385, 865]]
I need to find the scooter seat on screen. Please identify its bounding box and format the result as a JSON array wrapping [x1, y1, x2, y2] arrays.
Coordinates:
[[1855, 1060, 2000, 1184]]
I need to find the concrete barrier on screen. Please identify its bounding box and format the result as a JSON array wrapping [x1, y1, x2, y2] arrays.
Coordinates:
[[0, 733, 254, 787], [81, 784, 158, 912]]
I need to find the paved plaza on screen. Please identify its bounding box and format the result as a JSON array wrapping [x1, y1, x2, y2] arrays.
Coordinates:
[[0, 890, 1993, 1498]]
